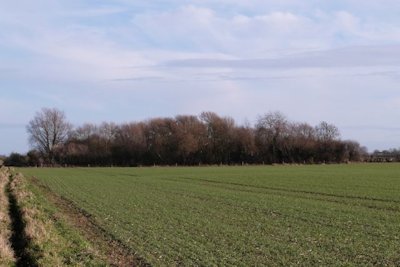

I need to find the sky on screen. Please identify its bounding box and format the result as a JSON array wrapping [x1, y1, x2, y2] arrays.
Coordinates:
[[1, 0, 400, 154]]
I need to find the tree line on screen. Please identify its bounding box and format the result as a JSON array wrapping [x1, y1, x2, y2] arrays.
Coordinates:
[[4, 108, 369, 167]]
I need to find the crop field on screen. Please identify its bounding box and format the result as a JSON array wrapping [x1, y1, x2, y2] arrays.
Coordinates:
[[20, 164, 400, 266]]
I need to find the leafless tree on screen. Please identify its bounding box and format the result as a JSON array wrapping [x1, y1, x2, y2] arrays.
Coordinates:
[[200, 112, 236, 164], [315, 121, 340, 142], [26, 108, 72, 164], [175, 115, 206, 164], [74, 123, 98, 140], [255, 111, 289, 163]]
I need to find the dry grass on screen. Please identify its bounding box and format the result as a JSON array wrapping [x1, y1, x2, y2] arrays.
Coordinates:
[[0, 167, 15, 266], [0, 167, 107, 266], [8, 171, 107, 266], [9, 172, 69, 265]]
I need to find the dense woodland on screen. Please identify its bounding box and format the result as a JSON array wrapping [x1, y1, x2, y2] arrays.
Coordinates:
[[3, 109, 370, 167]]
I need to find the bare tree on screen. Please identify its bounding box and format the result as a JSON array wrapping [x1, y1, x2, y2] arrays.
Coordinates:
[[315, 121, 340, 142], [200, 112, 235, 164], [26, 108, 72, 164], [74, 123, 98, 140], [255, 111, 289, 163], [175, 115, 206, 164]]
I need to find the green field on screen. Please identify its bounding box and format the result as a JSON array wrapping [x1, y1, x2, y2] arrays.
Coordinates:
[[20, 164, 400, 266]]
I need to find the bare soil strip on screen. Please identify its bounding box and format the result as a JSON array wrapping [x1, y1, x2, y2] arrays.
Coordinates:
[[29, 176, 150, 267]]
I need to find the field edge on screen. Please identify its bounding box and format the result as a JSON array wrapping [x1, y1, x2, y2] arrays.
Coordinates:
[[27, 175, 150, 267]]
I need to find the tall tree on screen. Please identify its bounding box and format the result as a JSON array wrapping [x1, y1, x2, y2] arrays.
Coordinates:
[[315, 121, 340, 142], [255, 111, 289, 163], [200, 112, 235, 164], [26, 108, 72, 164], [175, 115, 207, 164]]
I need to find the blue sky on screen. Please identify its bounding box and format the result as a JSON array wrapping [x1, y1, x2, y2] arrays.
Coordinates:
[[1, 0, 400, 154]]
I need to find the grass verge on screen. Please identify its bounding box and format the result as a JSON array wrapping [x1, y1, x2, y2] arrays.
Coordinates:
[[8, 170, 108, 266], [0, 167, 15, 266]]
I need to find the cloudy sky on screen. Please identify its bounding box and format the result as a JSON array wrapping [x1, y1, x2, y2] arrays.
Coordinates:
[[1, 0, 400, 154]]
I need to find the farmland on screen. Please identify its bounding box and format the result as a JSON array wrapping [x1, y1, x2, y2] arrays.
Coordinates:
[[20, 164, 400, 266]]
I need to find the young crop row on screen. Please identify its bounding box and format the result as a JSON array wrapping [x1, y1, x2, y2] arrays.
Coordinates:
[[0, 167, 108, 266], [20, 165, 400, 266]]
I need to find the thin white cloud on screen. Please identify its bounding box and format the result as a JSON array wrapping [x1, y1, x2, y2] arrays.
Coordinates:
[[162, 45, 400, 69]]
